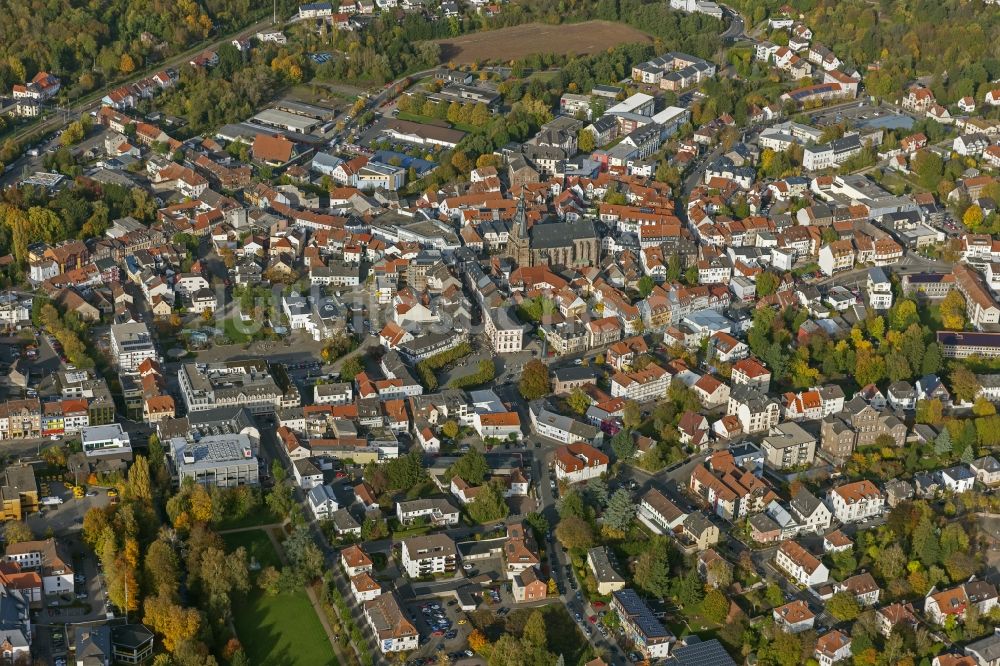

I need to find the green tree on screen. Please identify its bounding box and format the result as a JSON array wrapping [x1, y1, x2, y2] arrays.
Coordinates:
[[578, 128, 595, 153], [637, 275, 655, 298], [448, 449, 489, 485], [340, 356, 364, 380], [672, 568, 704, 609], [756, 271, 780, 297], [566, 388, 590, 415], [827, 591, 860, 621], [633, 538, 672, 597], [701, 588, 730, 623], [518, 360, 551, 400], [602, 489, 635, 532], [586, 478, 609, 508], [557, 489, 585, 519], [555, 515, 594, 550], [611, 430, 636, 460], [468, 480, 509, 524], [911, 514, 941, 566]]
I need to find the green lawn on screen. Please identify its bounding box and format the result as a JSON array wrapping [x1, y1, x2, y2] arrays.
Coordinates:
[[222, 318, 254, 344], [215, 507, 281, 532], [921, 303, 943, 331], [224, 531, 337, 666], [395, 111, 480, 134]]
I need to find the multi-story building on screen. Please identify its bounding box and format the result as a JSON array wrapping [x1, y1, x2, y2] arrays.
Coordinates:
[[179, 361, 296, 414], [760, 422, 816, 470], [395, 498, 460, 526], [820, 397, 906, 459], [81, 424, 132, 459], [587, 546, 626, 595], [924, 580, 998, 625], [0, 464, 37, 521], [867, 267, 893, 310], [168, 434, 259, 488], [774, 540, 828, 586], [773, 600, 816, 633], [400, 534, 457, 578], [689, 451, 775, 520], [4, 538, 74, 596], [364, 592, 419, 653], [529, 401, 601, 445], [109, 322, 157, 371], [483, 306, 524, 354], [611, 589, 674, 659], [818, 239, 855, 276], [727, 386, 780, 434], [553, 443, 609, 483], [730, 357, 772, 392], [610, 363, 669, 402], [826, 480, 884, 523], [954, 264, 1000, 328]]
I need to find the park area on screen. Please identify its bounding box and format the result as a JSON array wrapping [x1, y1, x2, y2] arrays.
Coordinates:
[[430, 20, 652, 64], [223, 529, 337, 666]]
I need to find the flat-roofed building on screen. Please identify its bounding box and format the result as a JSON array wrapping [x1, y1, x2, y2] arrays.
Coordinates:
[[168, 433, 259, 487]]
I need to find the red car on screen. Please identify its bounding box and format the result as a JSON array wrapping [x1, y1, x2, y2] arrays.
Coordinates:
[[588, 616, 597, 624], [335, 471, 346, 479]]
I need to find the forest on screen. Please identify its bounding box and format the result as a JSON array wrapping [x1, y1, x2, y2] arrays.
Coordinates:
[[0, 0, 301, 101], [725, 0, 1000, 105]]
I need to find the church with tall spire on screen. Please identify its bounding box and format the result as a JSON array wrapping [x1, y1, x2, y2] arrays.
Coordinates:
[[506, 192, 532, 267], [503, 192, 598, 269]]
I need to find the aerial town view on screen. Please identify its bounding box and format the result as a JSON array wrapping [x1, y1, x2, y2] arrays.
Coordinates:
[[0, 0, 998, 665]]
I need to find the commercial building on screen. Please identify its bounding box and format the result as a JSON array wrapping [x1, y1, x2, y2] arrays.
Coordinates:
[[0, 464, 37, 521], [179, 361, 296, 414], [168, 433, 259, 487], [80, 424, 132, 459]]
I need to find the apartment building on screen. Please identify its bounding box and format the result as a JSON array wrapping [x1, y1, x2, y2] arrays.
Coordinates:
[[400, 534, 457, 578], [109, 322, 157, 371], [826, 480, 884, 523], [610, 363, 669, 402], [395, 498, 460, 526], [553, 443, 609, 483], [774, 540, 829, 586], [611, 589, 674, 659], [760, 422, 816, 470], [364, 592, 419, 653]]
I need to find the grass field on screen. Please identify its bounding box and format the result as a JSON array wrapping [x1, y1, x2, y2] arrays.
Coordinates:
[[215, 507, 281, 532], [430, 21, 652, 64], [223, 530, 337, 666]]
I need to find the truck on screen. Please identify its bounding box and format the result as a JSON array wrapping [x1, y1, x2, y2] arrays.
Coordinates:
[[40, 496, 64, 506]]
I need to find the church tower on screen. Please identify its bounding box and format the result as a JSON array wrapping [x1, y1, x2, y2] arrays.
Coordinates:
[[506, 192, 532, 267]]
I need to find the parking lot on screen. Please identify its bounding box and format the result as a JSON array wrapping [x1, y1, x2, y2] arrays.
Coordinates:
[[27, 481, 112, 537], [404, 597, 474, 664]]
